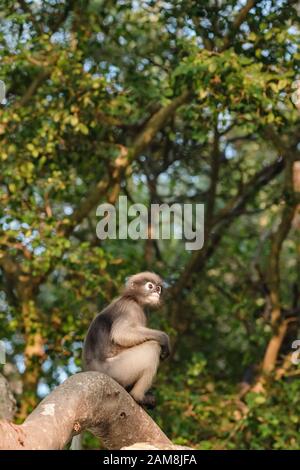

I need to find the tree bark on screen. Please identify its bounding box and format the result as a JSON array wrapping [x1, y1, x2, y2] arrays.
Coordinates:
[[0, 372, 174, 450]]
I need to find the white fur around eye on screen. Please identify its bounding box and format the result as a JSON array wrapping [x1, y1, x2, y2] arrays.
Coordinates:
[[145, 282, 154, 290]]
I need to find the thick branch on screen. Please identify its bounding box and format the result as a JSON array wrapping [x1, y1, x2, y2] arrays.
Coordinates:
[[267, 156, 296, 314], [131, 91, 190, 157], [59, 91, 191, 237], [0, 372, 172, 450], [259, 155, 299, 375], [172, 156, 285, 296], [221, 0, 258, 51]]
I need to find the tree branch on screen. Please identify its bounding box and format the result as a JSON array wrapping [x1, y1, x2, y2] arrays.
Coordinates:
[[171, 156, 285, 296], [258, 155, 299, 375], [220, 0, 258, 51], [0, 372, 176, 450], [59, 91, 191, 238]]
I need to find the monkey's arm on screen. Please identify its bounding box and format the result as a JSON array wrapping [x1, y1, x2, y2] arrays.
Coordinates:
[[111, 318, 170, 356]]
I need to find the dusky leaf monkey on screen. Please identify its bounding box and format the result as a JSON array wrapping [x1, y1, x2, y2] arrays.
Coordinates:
[[83, 272, 170, 407]]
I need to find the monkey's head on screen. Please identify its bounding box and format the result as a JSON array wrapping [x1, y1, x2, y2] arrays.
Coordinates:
[[124, 272, 163, 307]]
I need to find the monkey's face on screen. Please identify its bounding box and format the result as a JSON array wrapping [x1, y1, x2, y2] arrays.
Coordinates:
[[142, 281, 162, 307], [125, 272, 163, 307]]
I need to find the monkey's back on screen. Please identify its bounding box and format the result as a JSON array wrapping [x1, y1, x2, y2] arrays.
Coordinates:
[[82, 299, 125, 369]]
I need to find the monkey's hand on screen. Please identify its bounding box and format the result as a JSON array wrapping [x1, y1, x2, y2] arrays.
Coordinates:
[[159, 333, 171, 360]]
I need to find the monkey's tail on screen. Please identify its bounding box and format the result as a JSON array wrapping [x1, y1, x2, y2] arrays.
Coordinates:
[[70, 434, 82, 450]]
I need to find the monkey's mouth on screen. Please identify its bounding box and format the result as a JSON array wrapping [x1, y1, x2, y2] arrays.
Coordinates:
[[148, 293, 160, 303]]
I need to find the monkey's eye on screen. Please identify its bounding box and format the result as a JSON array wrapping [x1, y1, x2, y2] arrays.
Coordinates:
[[145, 282, 154, 290], [156, 286, 162, 294]]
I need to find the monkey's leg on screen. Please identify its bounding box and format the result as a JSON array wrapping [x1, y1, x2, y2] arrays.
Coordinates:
[[105, 340, 161, 405]]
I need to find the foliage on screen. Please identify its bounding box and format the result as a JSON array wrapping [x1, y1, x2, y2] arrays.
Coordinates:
[[0, 0, 300, 449]]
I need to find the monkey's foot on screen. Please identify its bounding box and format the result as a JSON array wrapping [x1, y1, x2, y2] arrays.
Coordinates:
[[140, 392, 156, 409]]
